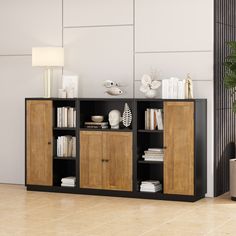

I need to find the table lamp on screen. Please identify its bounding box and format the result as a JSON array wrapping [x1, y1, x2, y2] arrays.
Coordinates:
[[32, 47, 64, 98]]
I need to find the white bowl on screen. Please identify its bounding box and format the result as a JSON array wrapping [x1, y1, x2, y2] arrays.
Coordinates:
[[91, 116, 104, 123]]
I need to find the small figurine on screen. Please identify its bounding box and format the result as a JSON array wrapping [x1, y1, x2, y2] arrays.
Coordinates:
[[105, 87, 123, 96], [184, 73, 193, 99], [103, 80, 124, 96], [108, 110, 122, 129], [122, 103, 132, 127]]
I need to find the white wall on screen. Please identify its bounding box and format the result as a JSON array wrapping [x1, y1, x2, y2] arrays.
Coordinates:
[[0, 0, 214, 196]]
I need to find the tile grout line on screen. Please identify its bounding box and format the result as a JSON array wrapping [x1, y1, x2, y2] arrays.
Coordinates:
[[135, 79, 213, 82], [138, 205, 202, 236], [204, 217, 232, 236], [62, 0, 64, 47], [0, 54, 31, 57], [133, 0, 135, 98], [136, 50, 212, 54], [64, 24, 133, 29]]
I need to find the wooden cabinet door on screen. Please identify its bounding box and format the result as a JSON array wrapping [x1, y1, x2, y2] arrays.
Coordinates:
[[102, 132, 132, 191], [80, 131, 103, 189], [164, 102, 194, 195], [26, 100, 53, 186]]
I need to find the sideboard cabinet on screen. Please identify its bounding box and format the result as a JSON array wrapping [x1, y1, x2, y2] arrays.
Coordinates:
[[25, 98, 207, 202]]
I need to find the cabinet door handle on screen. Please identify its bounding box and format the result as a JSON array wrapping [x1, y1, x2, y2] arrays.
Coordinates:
[[102, 159, 109, 162], [163, 146, 167, 149], [48, 142, 51, 145]]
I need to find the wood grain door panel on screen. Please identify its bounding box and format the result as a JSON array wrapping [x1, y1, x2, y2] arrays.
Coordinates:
[[80, 131, 103, 189], [164, 102, 194, 195], [26, 100, 53, 186], [102, 132, 132, 191]]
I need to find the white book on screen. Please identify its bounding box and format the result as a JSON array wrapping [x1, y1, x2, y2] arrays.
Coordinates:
[[177, 80, 185, 99], [144, 158, 164, 162], [64, 108, 68, 127], [61, 176, 76, 182], [72, 137, 76, 157], [168, 78, 173, 99], [60, 137, 63, 157], [150, 109, 155, 130], [68, 138, 72, 157], [141, 180, 160, 185], [145, 110, 148, 130], [61, 108, 64, 127], [156, 109, 163, 130], [68, 108, 74, 127], [73, 110, 76, 127], [162, 79, 168, 99], [148, 148, 163, 151], [57, 108, 61, 127], [61, 183, 75, 187], [64, 137, 67, 157], [172, 77, 179, 99], [57, 138, 60, 156]]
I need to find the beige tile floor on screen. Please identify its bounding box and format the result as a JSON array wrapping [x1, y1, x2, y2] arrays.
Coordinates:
[[0, 184, 235, 236]]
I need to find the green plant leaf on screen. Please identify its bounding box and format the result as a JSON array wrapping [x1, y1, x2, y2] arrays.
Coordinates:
[[233, 101, 236, 112], [224, 62, 236, 72], [224, 74, 236, 89], [228, 41, 236, 51]]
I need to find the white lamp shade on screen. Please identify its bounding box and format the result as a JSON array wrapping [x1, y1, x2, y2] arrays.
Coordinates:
[[32, 47, 64, 67]]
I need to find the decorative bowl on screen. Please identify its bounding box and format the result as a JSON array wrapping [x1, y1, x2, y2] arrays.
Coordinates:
[[91, 116, 104, 123]]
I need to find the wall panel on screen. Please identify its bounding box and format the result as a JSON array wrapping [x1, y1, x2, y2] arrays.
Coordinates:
[[135, 52, 213, 81], [64, 0, 133, 27], [135, 0, 213, 52], [64, 26, 133, 98], [0, 0, 62, 55]]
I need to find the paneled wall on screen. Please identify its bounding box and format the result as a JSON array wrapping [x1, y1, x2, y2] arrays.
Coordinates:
[[214, 0, 236, 196], [0, 0, 214, 196]]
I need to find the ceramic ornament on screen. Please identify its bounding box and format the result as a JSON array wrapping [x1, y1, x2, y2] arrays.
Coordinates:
[[106, 87, 123, 96], [122, 103, 132, 127], [103, 80, 119, 88], [139, 74, 161, 98]]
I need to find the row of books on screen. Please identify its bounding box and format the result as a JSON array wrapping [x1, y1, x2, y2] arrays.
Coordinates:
[[140, 180, 162, 193], [57, 107, 76, 128], [142, 148, 164, 162], [84, 122, 108, 129], [61, 176, 76, 187], [57, 136, 76, 157], [162, 77, 191, 99], [145, 108, 163, 130]]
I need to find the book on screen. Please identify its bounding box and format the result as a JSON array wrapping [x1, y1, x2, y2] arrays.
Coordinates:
[[57, 136, 76, 157], [150, 109, 155, 130], [156, 109, 163, 130], [85, 125, 108, 129], [84, 122, 108, 126]]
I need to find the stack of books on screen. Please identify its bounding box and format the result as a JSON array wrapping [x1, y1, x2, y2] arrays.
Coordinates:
[[57, 107, 76, 128], [145, 109, 163, 130], [57, 136, 76, 157], [162, 77, 185, 99], [142, 148, 164, 162], [140, 180, 162, 193], [61, 177, 76, 187], [84, 122, 108, 129]]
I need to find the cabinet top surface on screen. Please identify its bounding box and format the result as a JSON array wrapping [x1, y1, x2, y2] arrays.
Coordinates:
[[25, 97, 207, 102]]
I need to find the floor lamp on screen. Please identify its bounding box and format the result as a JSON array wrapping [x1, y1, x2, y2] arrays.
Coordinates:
[[32, 47, 64, 98]]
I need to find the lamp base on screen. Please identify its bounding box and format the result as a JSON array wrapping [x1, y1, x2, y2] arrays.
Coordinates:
[[44, 68, 52, 98]]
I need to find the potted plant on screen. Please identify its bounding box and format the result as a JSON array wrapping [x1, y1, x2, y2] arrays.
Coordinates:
[[224, 41, 236, 111]]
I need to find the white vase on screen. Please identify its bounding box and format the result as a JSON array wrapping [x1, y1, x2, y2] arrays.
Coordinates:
[[145, 89, 157, 98]]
